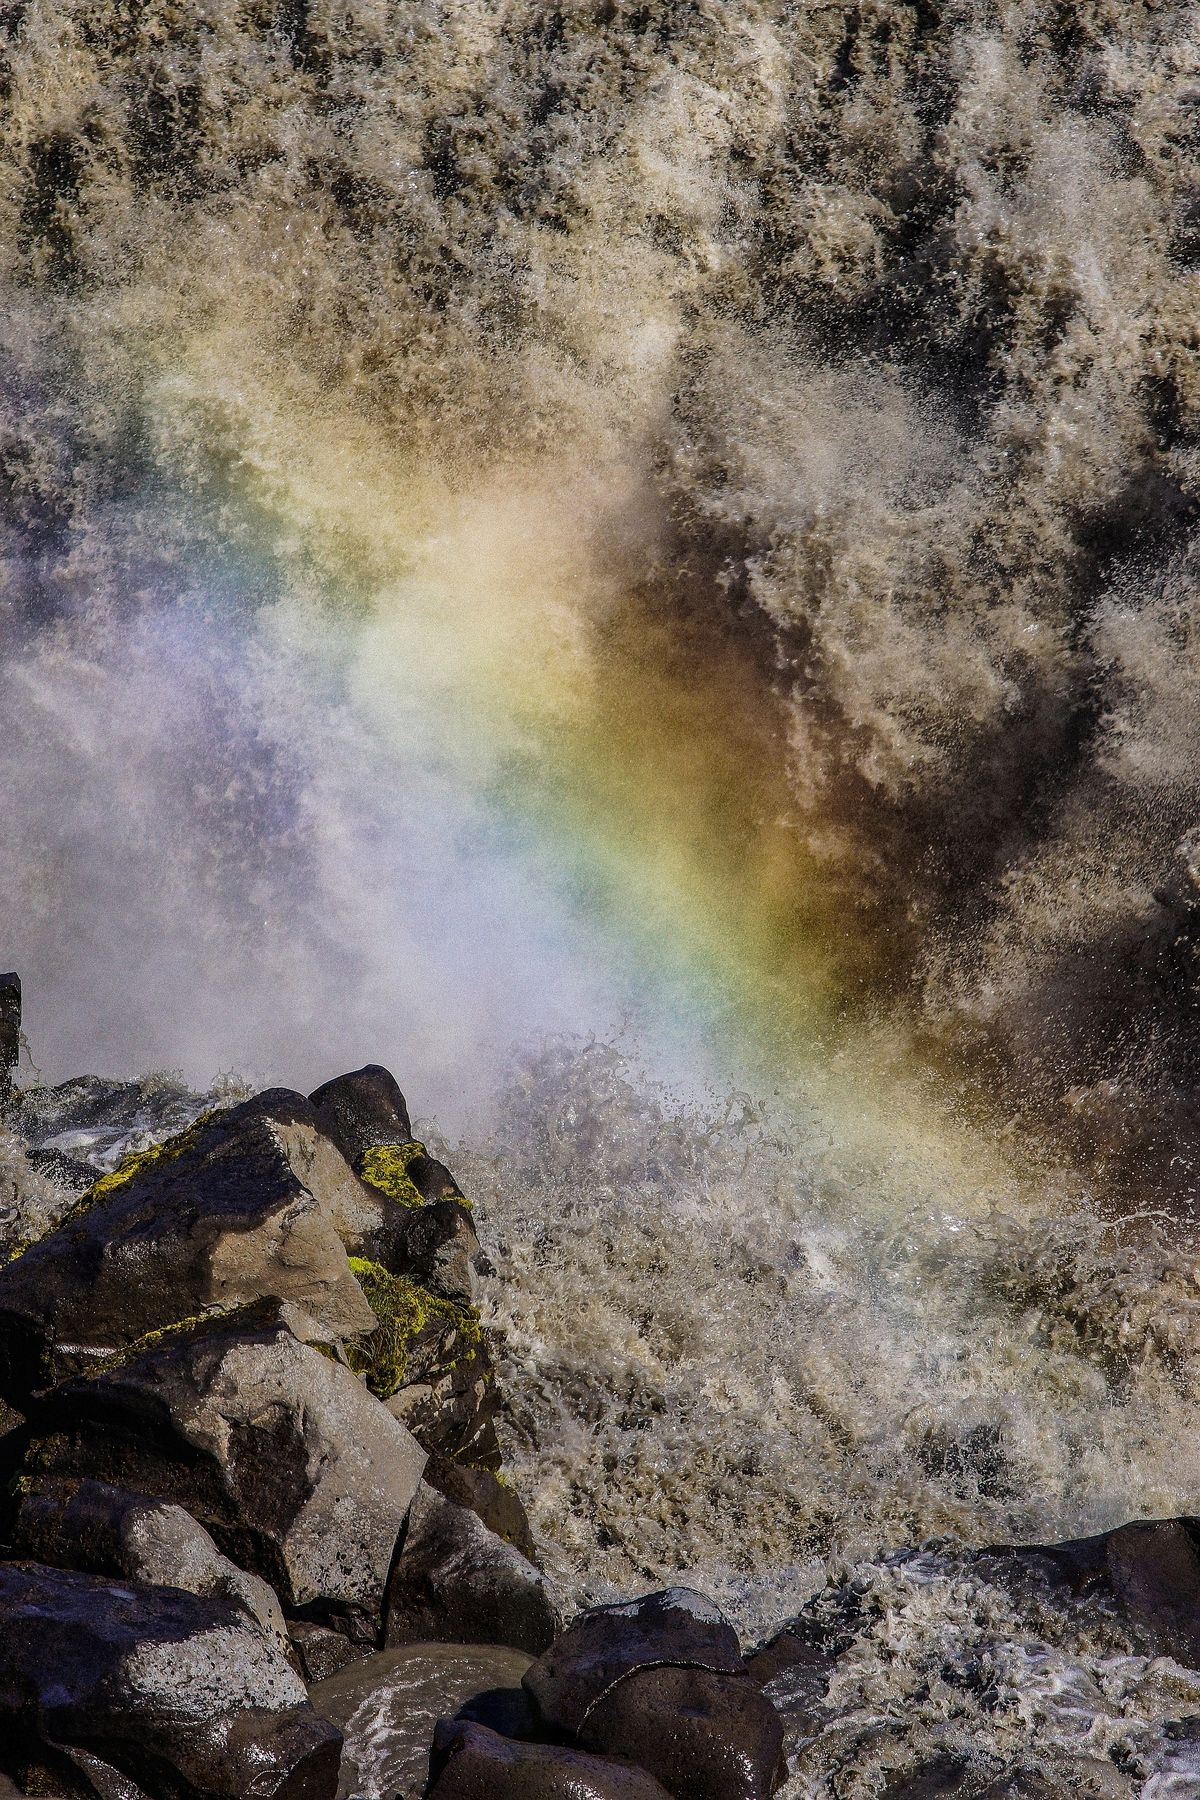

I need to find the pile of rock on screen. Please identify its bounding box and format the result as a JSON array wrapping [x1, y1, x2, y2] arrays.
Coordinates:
[[0, 1039, 789, 1800], [429, 1587, 786, 1799], [0, 1063, 559, 1798]]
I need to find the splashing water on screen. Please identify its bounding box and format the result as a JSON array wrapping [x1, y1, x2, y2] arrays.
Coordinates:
[[3, 3, 1200, 1790]]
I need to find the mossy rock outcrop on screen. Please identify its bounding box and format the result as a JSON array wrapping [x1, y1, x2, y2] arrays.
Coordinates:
[[346, 1259, 499, 1470]]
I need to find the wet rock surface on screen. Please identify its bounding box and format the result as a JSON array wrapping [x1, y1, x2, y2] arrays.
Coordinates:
[[0, 1560, 342, 1800], [524, 1587, 745, 1736], [578, 1664, 785, 1800], [425, 1719, 676, 1799], [310, 1642, 533, 1799], [385, 1480, 558, 1654]]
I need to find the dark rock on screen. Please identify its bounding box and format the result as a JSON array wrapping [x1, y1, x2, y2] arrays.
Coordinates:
[[308, 1065, 412, 1167], [379, 1200, 483, 1306], [524, 1588, 744, 1736], [579, 1664, 785, 1800], [454, 1679, 543, 1742], [287, 1621, 361, 1684], [980, 1517, 1200, 1665], [0, 1560, 341, 1800], [26, 1302, 427, 1643], [10, 1476, 292, 1662], [425, 1719, 674, 1799], [386, 1480, 558, 1654], [0, 1091, 379, 1403], [743, 1627, 833, 1730], [0, 974, 19, 1107], [424, 1449, 537, 1561], [24, 1146, 95, 1191], [406, 1152, 467, 1203]]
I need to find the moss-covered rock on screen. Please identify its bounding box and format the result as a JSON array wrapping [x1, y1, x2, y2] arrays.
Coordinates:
[[346, 1258, 499, 1468], [358, 1142, 430, 1209], [345, 1258, 480, 1398]]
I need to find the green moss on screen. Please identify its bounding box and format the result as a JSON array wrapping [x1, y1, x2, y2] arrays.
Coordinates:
[[346, 1256, 481, 1399], [63, 1108, 222, 1224], [357, 1141, 429, 1208]]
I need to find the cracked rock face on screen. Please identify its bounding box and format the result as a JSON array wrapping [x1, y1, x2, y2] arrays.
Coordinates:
[[0, 1561, 342, 1800], [0, 1091, 378, 1402], [26, 1303, 428, 1642]]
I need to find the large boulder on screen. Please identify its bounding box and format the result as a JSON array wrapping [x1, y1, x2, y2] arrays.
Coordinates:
[[385, 1481, 558, 1655], [0, 1561, 341, 1800], [308, 1066, 413, 1166], [24, 1302, 427, 1644], [578, 1664, 785, 1800], [425, 1720, 675, 1799], [10, 1475, 293, 1663], [979, 1517, 1200, 1666], [0, 1091, 379, 1402], [524, 1589, 744, 1736]]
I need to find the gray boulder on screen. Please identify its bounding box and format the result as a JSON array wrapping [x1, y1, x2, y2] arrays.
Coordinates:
[[26, 1302, 427, 1643], [10, 1476, 293, 1663], [0, 1561, 341, 1800], [426, 1720, 674, 1799], [0, 1091, 378, 1402], [524, 1588, 744, 1736], [386, 1481, 558, 1654], [578, 1664, 785, 1800]]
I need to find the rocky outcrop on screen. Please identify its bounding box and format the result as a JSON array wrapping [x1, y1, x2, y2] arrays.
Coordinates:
[[0, 1561, 341, 1800], [23, 1301, 428, 1644], [0, 1092, 378, 1400]]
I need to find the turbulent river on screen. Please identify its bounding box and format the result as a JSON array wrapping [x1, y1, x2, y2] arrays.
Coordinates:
[[2, 1, 1200, 1793]]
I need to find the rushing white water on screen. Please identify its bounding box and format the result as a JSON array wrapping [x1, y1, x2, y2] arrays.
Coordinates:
[[3, 3, 1200, 1793]]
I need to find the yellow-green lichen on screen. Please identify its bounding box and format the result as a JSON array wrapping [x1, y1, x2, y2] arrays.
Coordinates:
[[358, 1142, 473, 1211], [64, 1108, 223, 1223], [346, 1256, 481, 1399], [357, 1142, 428, 1208]]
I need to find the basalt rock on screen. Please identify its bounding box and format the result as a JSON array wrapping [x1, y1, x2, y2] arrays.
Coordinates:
[[425, 1720, 675, 1800], [308, 1065, 413, 1167], [524, 1588, 745, 1737], [9, 1476, 293, 1663], [424, 1449, 537, 1561], [578, 1664, 786, 1800], [979, 1517, 1200, 1667], [0, 1091, 378, 1402], [24, 1302, 427, 1644], [386, 1480, 559, 1654], [0, 1561, 342, 1800]]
